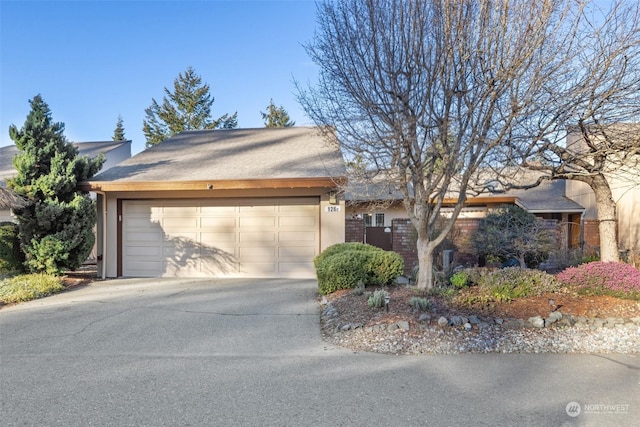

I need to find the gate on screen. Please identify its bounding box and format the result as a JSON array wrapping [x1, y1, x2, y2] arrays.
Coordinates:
[[365, 227, 392, 251]]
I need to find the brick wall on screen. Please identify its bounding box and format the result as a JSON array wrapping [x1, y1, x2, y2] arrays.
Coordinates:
[[345, 218, 365, 243], [391, 218, 418, 276], [583, 219, 600, 254]]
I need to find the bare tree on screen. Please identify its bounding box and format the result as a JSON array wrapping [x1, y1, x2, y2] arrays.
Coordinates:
[[512, 1, 640, 263], [298, 0, 585, 289]]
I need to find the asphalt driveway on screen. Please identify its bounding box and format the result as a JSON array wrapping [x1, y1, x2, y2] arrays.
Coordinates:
[[1, 278, 638, 426]]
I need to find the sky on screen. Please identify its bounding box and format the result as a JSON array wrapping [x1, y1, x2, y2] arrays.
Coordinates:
[[0, 0, 320, 155]]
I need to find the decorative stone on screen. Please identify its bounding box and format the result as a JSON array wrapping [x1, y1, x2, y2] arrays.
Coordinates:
[[548, 311, 563, 322], [396, 321, 410, 330], [463, 323, 472, 331], [394, 276, 410, 285], [451, 315, 463, 326], [528, 316, 545, 328], [418, 313, 431, 323], [468, 315, 481, 324], [438, 316, 449, 327]]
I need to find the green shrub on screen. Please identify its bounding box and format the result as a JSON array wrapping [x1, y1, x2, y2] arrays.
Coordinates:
[[367, 289, 389, 308], [408, 296, 431, 311], [476, 267, 561, 302], [450, 271, 470, 288], [314, 242, 380, 268], [315, 243, 404, 295], [0, 273, 64, 304], [0, 222, 25, 274], [366, 250, 404, 286]]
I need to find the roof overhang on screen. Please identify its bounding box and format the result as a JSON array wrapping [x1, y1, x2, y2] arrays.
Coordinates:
[[78, 177, 347, 192]]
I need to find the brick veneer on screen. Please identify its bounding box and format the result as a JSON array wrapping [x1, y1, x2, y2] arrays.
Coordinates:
[[391, 219, 418, 276]]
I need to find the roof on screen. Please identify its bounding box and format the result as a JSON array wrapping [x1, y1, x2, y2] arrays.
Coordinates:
[[345, 169, 584, 214], [82, 127, 347, 191], [0, 140, 131, 185]]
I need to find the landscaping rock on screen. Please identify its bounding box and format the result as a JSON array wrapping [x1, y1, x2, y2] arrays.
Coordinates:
[[395, 321, 410, 331], [463, 322, 472, 331], [418, 313, 431, 323], [451, 315, 463, 326], [548, 311, 563, 322], [437, 316, 449, 327], [468, 315, 481, 324], [528, 316, 545, 328]]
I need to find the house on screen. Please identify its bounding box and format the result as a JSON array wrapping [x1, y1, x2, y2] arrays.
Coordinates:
[[0, 140, 132, 223], [564, 127, 640, 263], [344, 172, 586, 272], [78, 127, 347, 279]]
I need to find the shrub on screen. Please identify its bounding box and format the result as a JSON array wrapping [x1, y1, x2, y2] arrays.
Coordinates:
[[367, 289, 389, 308], [476, 267, 561, 303], [0, 273, 64, 304], [450, 271, 470, 288], [0, 222, 25, 274], [313, 242, 380, 268], [557, 261, 640, 300], [315, 243, 404, 295], [408, 296, 431, 311]]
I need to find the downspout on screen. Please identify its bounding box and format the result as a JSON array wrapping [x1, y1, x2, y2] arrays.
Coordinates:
[[95, 191, 107, 280]]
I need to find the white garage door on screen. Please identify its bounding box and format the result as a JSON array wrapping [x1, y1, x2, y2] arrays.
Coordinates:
[[122, 197, 319, 278]]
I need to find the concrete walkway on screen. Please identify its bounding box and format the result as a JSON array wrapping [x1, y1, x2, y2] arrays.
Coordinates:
[[1, 278, 638, 426]]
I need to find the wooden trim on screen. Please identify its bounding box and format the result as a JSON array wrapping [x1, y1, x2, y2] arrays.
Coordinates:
[[117, 199, 122, 277], [78, 177, 346, 192]]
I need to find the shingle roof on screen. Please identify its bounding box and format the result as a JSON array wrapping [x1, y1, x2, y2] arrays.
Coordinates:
[[0, 141, 130, 184], [90, 127, 346, 183]]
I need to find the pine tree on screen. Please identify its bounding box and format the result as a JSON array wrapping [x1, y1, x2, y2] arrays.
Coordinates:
[[7, 95, 104, 274], [143, 66, 238, 148], [261, 99, 295, 128], [112, 115, 126, 141]]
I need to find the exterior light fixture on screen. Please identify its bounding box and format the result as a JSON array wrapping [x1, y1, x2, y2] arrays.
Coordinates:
[[384, 294, 390, 312]]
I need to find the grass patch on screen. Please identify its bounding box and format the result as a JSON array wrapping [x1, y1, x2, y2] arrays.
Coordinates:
[[0, 273, 65, 304]]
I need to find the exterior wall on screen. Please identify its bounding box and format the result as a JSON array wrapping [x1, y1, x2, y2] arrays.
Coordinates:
[[99, 187, 344, 278], [391, 219, 418, 276], [565, 131, 640, 256], [345, 218, 365, 243], [101, 142, 132, 171]]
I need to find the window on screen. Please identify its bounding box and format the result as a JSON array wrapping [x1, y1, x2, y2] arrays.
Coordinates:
[[364, 213, 385, 227]]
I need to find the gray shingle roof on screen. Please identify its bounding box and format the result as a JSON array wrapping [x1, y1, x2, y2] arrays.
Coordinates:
[[0, 141, 130, 184], [91, 127, 346, 182]]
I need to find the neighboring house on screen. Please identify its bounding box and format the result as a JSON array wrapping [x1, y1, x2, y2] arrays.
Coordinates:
[[345, 173, 585, 272], [0, 140, 132, 223], [564, 128, 640, 263], [78, 127, 347, 279]]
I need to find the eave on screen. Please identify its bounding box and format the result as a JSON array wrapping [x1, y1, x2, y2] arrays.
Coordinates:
[[78, 176, 347, 192]]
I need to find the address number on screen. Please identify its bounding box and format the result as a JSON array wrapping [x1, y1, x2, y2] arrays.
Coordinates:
[[325, 206, 341, 213]]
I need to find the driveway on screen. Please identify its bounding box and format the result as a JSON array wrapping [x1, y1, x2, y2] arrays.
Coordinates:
[[1, 278, 638, 426]]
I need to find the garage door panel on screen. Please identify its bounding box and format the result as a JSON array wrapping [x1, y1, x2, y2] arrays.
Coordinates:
[[123, 198, 318, 278], [239, 231, 276, 242], [239, 246, 277, 259], [278, 246, 316, 259], [163, 217, 198, 228], [239, 216, 276, 227], [202, 217, 236, 227], [279, 215, 316, 227]]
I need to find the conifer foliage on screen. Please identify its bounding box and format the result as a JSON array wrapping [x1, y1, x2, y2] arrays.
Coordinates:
[[112, 115, 126, 141], [143, 66, 238, 148], [7, 95, 104, 274], [261, 99, 295, 128]]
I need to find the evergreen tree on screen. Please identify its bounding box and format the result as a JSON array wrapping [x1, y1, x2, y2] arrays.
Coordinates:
[[143, 66, 238, 148], [7, 95, 104, 274], [112, 115, 126, 141], [261, 99, 295, 128]]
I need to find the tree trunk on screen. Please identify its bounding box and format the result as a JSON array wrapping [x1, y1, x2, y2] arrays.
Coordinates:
[[592, 174, 620, 262], [416, 235, 435, 290]]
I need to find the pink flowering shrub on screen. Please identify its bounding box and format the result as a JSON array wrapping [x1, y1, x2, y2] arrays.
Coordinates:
[[557, 261, 640, 300]]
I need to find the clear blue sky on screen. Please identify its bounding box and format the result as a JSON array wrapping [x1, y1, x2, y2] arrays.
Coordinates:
[[0, 0, 319, 154]]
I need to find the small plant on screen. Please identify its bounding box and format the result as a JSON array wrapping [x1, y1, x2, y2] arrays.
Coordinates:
[[450, 271, 469, 288], [0, 273, 65, 304], [352, 280, 365, 296], [475, 267, 561, 303], [557, 261, 640, 300], [408, 296, 431, 311], [367, 289, 389, 308]]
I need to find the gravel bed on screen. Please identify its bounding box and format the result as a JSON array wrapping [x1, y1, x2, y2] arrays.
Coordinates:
[[321, 311, 640, 355]]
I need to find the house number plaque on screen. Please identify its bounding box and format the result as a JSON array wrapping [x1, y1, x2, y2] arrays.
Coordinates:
[[325, 205, 341, 213]]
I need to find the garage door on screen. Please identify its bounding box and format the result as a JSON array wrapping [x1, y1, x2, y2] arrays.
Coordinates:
[[122, 198, 319, 278]]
